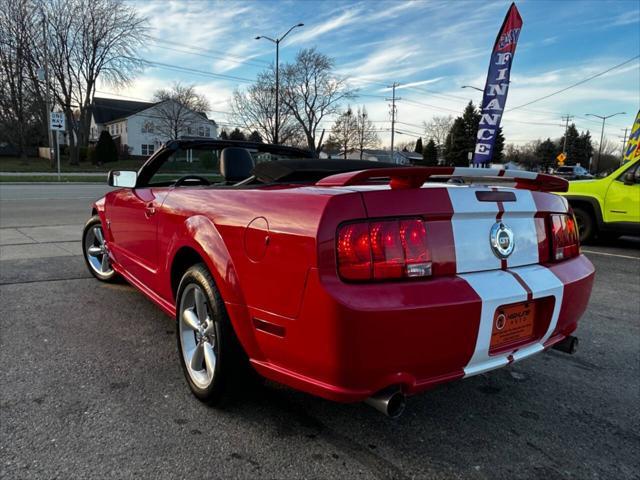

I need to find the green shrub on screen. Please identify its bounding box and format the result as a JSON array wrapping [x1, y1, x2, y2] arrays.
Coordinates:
[[94, 131, 118, 164], [87, 146, 96, 164], [119, 144, 132, 160], [200, 150, 219, 171], [78, 146, 89, 162]]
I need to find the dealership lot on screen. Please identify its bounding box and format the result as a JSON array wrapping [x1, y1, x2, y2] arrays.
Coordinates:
[[1, 184, 638, 480]]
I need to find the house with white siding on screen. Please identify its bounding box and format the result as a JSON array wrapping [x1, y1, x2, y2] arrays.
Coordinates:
[[89, 97, 218, 156]]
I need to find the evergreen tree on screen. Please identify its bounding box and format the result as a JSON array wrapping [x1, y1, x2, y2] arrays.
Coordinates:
[[422, 139, 438, 166], [248, 130, 263, 143], [576, 131, 593, 168], [535, 138, 557, 169], [443, 101, 480, 166], [229, 128, 246, 141], [414, 137, 423, 153], [219, 129, 229, 140], [559, 124, 580, 164], [94, 130, 118, 164]]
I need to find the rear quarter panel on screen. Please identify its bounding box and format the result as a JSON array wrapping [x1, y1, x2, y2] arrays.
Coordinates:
[[158, 186, 364, 311]]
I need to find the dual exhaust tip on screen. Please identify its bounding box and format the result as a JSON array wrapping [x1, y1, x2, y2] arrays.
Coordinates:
[[366, 336, 578, 418], [365, 335, 579, 418], [364, 388, 406, 418], [552, 335, 579, 355]]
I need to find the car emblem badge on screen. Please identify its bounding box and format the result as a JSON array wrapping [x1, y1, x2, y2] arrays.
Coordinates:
[[490, 222, 515, 259]]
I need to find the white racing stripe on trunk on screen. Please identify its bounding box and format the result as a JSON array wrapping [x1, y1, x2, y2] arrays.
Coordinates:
[[502, 190, 539, 268], [511, 264, 564, 344], [461, 265, 565, 377], [449, 188, 501, 273], [460, 270, 528, 376]]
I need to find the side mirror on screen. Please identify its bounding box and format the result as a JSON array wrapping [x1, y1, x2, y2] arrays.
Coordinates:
[[108, 170, 137, 188], [623, 171, 636, 186]]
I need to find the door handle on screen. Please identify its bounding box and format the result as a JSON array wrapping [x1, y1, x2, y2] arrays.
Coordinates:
[[144, 203, 156, 218]]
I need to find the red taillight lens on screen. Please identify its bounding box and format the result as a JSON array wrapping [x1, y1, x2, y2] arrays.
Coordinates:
[[550, 213, 580, 261], [337, 218, 431, 281], [337, 222, 371, 280]]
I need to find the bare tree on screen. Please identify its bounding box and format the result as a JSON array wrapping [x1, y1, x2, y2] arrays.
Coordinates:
[[230, 69, 299, 145], [280, 48, 354, 156], [423, 115, 453, 147], [328, 107, 358, 159], [45, 0, 147, 163], [152, 82, 211, 140], [0, 0, 45, 160], [354, 106, 379, 159], [597, 136, 620, 157]]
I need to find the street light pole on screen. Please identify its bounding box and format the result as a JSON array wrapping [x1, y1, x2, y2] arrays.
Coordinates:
[[255, 23, 304, 145], [586, 112, 626, 173]]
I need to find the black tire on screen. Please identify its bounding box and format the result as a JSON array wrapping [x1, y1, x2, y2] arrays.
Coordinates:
[[598, 231, 621, 242], [572, 207, 594, 244], [176, 263, 251, 406], [82, 215, 117, 282]]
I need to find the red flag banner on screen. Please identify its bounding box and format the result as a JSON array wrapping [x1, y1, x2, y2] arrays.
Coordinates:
[[473, 3, 523, 164]]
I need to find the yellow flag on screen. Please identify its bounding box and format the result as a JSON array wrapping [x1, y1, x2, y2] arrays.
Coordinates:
[[623, 110, 640, 163]]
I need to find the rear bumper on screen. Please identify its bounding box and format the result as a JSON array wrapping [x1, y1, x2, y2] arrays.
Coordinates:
[[249, 255, 595, 403]]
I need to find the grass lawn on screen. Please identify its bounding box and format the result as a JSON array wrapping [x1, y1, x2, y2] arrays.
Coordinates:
[[0, 156, 146, 173], [0, 175, 107, 183]]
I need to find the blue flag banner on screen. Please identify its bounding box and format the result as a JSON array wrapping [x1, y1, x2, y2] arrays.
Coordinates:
[[473, 2, 523, 165]]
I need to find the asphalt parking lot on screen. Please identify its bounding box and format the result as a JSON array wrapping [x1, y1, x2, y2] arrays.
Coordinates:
[[1, 183, 638, 480]]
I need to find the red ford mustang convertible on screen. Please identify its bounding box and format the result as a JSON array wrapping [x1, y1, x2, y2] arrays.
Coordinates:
[[84, 140, 594, 417]]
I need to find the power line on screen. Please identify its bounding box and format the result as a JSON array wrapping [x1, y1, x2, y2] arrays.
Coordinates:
[[507, 55, 640, 111], [131, 57, 256, 84], [148, 42, 270, 70]]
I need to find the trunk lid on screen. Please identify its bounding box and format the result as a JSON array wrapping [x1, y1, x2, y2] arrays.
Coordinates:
[[352, 184, 548, 274]]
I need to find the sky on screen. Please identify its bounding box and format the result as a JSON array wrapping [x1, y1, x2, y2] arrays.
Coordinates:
[[99, 0, 640, 150]]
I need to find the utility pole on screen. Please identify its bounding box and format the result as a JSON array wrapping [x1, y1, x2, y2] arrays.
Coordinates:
[[586, 112, 626, 173], [620, 128, 628, 161], [41, 10, 54, 169], [561, 115, 573, 158], [386, 82, 400, 155], [359, 109, 366, 160]]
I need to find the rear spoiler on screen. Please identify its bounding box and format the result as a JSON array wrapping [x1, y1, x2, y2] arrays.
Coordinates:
[[316, 167, 569, 193]]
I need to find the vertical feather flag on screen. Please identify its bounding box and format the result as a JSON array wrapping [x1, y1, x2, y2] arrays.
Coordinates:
[[623, 110, 640, 163], [473, 3, 523, 165]]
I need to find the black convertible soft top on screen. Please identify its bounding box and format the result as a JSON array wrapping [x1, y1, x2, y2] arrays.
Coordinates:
[[252, 159, 404, 183]]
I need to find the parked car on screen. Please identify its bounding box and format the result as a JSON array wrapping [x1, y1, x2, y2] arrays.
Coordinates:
[[560, 158, 640, 242], [554, 165, 593, 180], [83, 139, 595, 417]]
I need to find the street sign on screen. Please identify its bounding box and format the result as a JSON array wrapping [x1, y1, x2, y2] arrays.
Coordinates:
[[556, 152, 566, 165], [50, 112, 65, 131]]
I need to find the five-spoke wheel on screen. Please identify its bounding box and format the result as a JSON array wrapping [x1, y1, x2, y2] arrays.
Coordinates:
[[176, 263, 251, 405], [83, 215, 116, 281], [179, 284, 218, 389]]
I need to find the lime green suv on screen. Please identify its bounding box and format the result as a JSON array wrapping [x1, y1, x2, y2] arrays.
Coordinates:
[[561, 158, 640, 242]]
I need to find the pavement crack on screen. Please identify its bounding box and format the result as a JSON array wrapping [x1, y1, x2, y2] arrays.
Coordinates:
[[0, 276, 91, 286], [14, 228, 39, 243]]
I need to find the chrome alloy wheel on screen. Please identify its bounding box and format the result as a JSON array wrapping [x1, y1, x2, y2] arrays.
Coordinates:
[[179, 284, 218, 389], [84, 224, 113, 277]]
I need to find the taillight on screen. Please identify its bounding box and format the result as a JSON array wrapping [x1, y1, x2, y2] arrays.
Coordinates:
[[337, 218, 431, 281], [550, 213, 580, 261]]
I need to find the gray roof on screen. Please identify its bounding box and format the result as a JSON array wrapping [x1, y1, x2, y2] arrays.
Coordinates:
[[91, 97, 155, 124]]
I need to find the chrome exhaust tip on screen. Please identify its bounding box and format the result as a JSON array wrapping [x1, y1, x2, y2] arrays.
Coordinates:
[[365, 388, 406, 418], [552, 335, 579, 355]]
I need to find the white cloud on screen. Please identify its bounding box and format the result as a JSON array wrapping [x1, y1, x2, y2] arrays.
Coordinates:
[[286, 8, 361, 45]]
